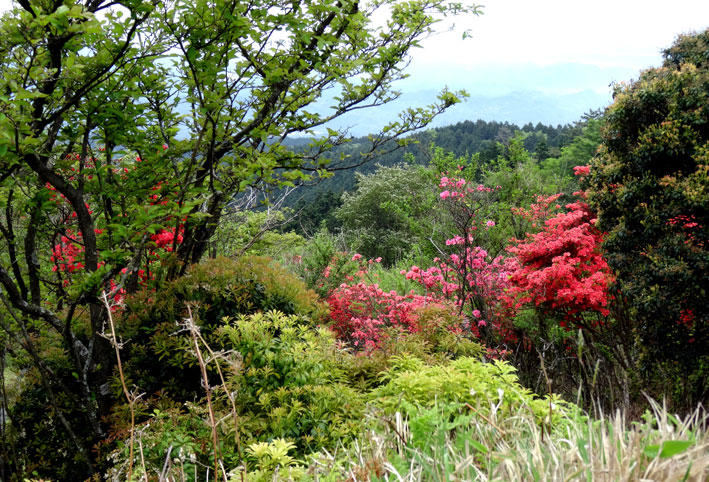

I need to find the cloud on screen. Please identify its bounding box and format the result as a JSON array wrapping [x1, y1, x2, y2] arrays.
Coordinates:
[[412, 0, 709, 70]]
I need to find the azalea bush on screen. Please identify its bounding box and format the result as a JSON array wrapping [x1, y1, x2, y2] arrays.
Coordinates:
[[324, 251, 490, 365], [45, 151, 185, 307], [494, 173, 638, 405], [401, 176, 517, 345], [503, 189, 614, 328]]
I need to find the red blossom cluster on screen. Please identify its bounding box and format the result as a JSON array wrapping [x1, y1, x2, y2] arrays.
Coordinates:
[[667, 214, 703, 247], [510, 193, 563, 229], [47, 150, 182, 308], [327, 254, 465, 350], [328, 281, 438, 350], [504, 199, 614, 322]]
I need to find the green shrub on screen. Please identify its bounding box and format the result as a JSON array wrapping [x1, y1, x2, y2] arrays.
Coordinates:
[[217, 311, 366, 454], [372, 356, 576, 427], [284, 228, 359, 298], [109, 311, 367, 480], [115, 256, 326, 407]]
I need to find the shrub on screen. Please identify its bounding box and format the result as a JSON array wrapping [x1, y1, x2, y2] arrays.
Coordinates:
[[371, 355, 575, 428], [108, 311, 367, 480], [284, 229, 360, 298], [115, 256, 326, 406], [504, 195, 614, 325], [217, 311, 366, 454]]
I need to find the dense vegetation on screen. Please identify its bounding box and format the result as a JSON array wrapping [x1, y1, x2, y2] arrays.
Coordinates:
[[0, 0, 707, 480], [282, 116, 599, 235]]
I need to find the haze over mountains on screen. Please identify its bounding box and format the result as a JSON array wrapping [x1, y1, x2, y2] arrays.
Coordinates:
[[319, 62, 638, 136]]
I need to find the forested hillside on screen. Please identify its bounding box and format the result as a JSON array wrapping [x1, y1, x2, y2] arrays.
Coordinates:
[[283, 114, 601, 235]]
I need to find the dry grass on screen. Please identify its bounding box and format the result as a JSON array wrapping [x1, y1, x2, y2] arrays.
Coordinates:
[[319, 399, 709, 482]]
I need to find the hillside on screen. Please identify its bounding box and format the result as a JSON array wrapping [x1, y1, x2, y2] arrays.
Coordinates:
[[281, 115, 597, 234]]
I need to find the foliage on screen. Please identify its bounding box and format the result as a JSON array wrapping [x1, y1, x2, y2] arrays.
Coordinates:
[[371, 356, 575, 428], [483, 133, 567, 243], [337, 164, 441, 265], [586, 29, 709, 406], [283, 189, 344, 237], [284, 228, 361, 298], [242, 438, 307, 482], [0, 0, 477, 476], [216, 311, 366, 455], [281, 120, 583, 231], [109, 310, 367, 479], [105, 404, 216, 481], [542, 117, 602, 188], [115, 256, 325, 404], [212, 209, 305, 259]]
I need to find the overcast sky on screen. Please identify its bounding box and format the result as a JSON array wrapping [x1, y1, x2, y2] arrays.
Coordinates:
[[3, 0, 708, 70], [2, 0, 709, 129], [416, 0, 709, 70], [386, 0, 709, 127]]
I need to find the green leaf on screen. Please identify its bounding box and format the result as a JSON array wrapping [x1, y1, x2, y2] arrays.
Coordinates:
[[644, 440, 694, 458], [659, 440, 694, 458], [577, 439, 589, 464], [470, 439, 488, 453]]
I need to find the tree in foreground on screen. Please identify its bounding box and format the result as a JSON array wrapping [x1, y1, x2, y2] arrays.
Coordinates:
[[0, 0, 479, 477], [586, 29, 709, 406]]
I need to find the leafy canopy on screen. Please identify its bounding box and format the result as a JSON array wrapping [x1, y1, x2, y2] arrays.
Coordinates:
[[0, 0, 479, 477]]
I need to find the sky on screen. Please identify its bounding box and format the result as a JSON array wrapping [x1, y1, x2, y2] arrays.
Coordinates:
[[378, 0, 709, 130], [415, 0, 709, 70], [2, 0, 709, 130]]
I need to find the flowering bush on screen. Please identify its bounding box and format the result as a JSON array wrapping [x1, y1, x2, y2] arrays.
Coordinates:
[[399, 176, 516, 341], [503, 183, 614, 327], [326, 254, 469, 350], [401, 252, 514, 331]]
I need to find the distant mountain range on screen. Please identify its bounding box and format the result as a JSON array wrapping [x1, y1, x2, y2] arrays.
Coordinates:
[[314, 62, 637, 136]]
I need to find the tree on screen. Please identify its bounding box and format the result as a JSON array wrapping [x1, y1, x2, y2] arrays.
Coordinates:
[[586, 29, 709, 405], [336, 163, 440, 264], [483, 133, 559, 244], [0, 0, 479, 476]]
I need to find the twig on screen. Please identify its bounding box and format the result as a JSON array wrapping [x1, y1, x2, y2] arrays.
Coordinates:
[[538, 350, 553, 443], [101, 291, 141, 481], [185, 304, 227, 482], [191, 323, 246, 477]]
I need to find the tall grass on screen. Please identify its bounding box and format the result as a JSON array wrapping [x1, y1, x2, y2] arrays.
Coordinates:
[[321, 399, 709, 482]]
